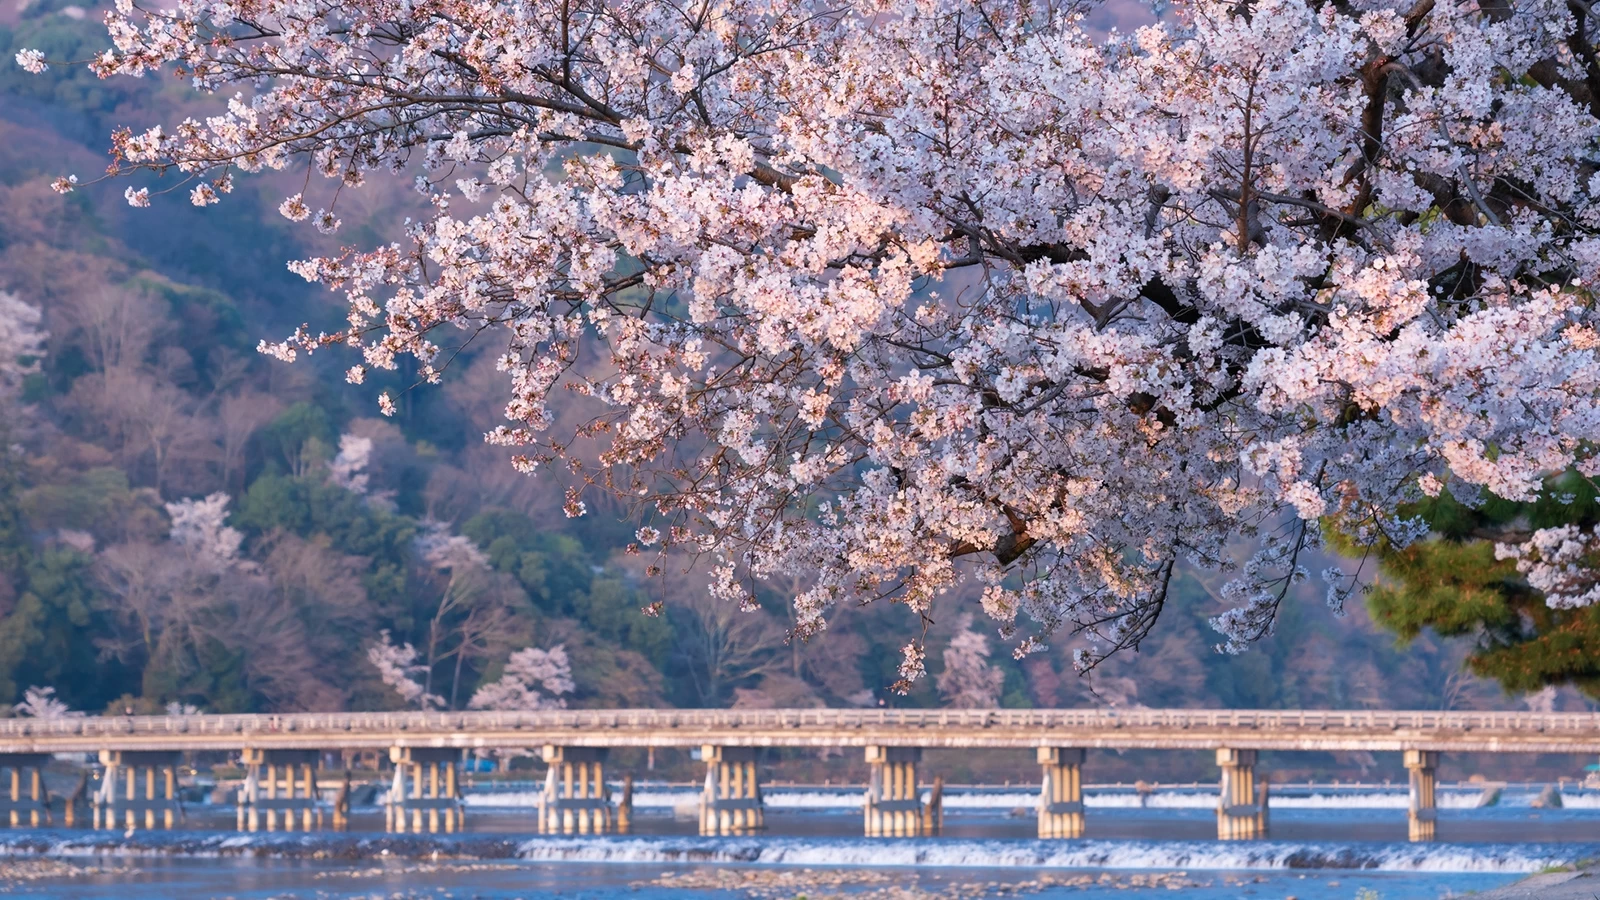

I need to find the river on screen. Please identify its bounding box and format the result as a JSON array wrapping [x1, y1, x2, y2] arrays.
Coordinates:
[[0, 782, 1593, 899]]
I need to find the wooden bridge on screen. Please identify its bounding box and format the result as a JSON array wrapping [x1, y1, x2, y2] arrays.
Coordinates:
[[0, 708, 1593, 843], [2, 707, 1594, 754]]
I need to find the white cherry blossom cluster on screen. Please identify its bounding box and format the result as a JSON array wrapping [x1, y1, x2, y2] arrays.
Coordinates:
[[165, 493, 244, 572], [13, 686, 83, 719], [468, 645, 574, 711], [1496, 526, 1600, 610], [31, 0, 1600, 678], [0, 291, 47, 397], [368, 630, 445, 710], [328, 433, 373, 495], [936, 615, 1005, 708], [414, 519, 491, 572]]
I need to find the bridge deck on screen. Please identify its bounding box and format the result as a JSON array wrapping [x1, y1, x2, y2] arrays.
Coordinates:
[[2, 709, 1596, 754]]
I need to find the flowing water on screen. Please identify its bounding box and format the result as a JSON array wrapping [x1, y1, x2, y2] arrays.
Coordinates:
[[2, 783, 1594, 899]]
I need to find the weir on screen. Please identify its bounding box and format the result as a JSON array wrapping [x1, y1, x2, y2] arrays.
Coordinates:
[[1037, 747, 1085, 838], [238, 748, 323, 832], [93, 750, 182, 831], [386, 746, 464, 834], [699, 745, 764, 835], [538, 746, 611, 835]]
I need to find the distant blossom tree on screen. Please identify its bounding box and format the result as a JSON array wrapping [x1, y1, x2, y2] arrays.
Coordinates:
[[468, 645, 574, 711], [327, 433, 374, 495], [0, 291, 46, 397], [367, 629, 445, 710], [30, 0, 1600, 684], [936, 616, 1004, 708], [15, 686, 83, 719], [164, 493, 244, 572]]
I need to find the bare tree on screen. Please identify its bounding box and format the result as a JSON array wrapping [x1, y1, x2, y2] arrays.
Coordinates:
[[95, 540, 185, 660], [60, 288, 160, 374], [413, 522, 526, 707], [226, 577, 346, 711], [670, 589, 785, 707], [217, 391, 283, 491]]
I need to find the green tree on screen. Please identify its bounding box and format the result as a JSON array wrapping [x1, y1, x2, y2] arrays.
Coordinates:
[[258, 402, 337, 478], [234, 472, 415, 614], [461, 509, 594, 613], [1344, 474, 1600, 698]]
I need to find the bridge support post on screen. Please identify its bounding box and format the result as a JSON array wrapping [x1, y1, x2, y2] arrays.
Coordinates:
[[0, 754, 50, 828], [93, 751, 182, 831], [617, 773, 632, 834], [1037, 747, 1085, 838], [1215, 748, 1267, 840], [239, 749, 323, 832], [1404, 750, 1438, 842], [538, 746, 612, 835], [387, 747, 464, 834], [699, 746, 764, 835], [864, 746, 928, 837]]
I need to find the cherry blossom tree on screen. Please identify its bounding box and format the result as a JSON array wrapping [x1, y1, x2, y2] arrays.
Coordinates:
[[0, 291, 46, 397], [14, 686, 83, 719], [367, 629, 445, 710], [936, 615, 1005, 708], [327, 433, 374, 495], [30, 0, 1600, 683], [468, 645, 574, 711], [1497, 526, 1600, 609], [165, 493, 244, 572]]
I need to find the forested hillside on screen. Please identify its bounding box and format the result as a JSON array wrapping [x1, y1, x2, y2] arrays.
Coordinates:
[[0, 0, 1581, 727]]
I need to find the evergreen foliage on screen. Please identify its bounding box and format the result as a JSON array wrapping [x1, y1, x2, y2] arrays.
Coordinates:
[[1347, 478, 1600, 698]]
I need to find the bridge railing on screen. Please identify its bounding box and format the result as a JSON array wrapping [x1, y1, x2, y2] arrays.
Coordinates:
[[0, 708, 1595, 738]]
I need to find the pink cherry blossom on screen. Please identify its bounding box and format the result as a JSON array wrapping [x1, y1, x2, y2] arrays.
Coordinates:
[[36, 0, 1600, 670]]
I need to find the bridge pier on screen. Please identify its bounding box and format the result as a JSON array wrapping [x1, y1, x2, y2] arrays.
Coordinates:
[[699, 745, 764, 835], [94, 750, 182, 831], [238, 749, 323, 832], [617, 773, 632, 834], [0, 754, 50, 828], [864, 746, 935, 836], [1404, 750, 1438, 842], [538, 746, 612, 835], [1215, 748, 1268, 840], [1037, 747, 1085, 838], [386, 747, 464, 834]]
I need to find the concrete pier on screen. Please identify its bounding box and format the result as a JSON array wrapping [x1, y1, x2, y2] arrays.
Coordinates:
[[93, 750, 182, 831], [386, 747, 463, 834], [538, 746, 611, 835], [864, 746, 931, 836], [1037, 747, 1085, 838], [238, 748, 322, 832], [1405, 749, 1438, 842], [0, 754, 49, 828], [616, 773, 632, 834], [1215, 748, 1267, 839], [699, 745, 764, 835]]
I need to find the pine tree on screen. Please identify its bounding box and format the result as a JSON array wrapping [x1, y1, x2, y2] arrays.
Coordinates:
[[1346, 473, 1600, 698]]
